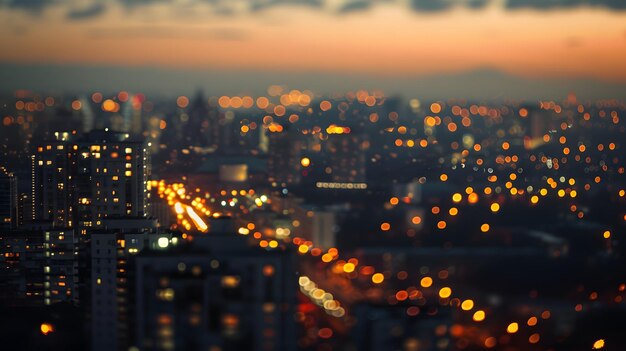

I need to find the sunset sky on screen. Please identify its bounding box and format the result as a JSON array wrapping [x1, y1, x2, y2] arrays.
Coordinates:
[[1, 0, 626, 98]]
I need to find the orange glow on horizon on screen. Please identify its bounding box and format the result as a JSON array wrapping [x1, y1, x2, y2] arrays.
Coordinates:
[[0, 6, 625, 82]]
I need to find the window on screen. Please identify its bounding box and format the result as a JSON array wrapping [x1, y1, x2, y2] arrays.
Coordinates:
[[221, 276, 241, 288]]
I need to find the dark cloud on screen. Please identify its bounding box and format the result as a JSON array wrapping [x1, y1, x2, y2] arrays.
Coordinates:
[[248, 0, 323, 13], [506, 0, 626, 10], [408, 0, 489, 12], [410, 0, 453, 12], [117, 0, 173, 6], [336, 1, 372, 14], [467, 0, 490, 9], [66, 3, 106, 20], [2, 0, 626, 19], [7, 0, 54, 12]]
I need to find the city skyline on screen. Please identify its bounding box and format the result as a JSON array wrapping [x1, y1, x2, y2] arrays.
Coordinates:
[[1, 87, 625, 350]]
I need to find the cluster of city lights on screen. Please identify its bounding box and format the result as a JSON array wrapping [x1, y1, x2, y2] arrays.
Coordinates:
[[143, 93, 626, 349], [298, 276, 346, 318]]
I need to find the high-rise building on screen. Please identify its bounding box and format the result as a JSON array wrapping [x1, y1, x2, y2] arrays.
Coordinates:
[[32, 130, 151, 233], [0, 229, 45, 305], [73, 130, 150, 231], [32, 132, 76, 227], [351, 303, 452, 351], [293, 205, 337, 250], [322, 133, 367, 184], [43, 228, 79, 305], [267, 130, 304, 186], [17, 193, 33, 227], [30, 129, 153, 346], [187, 90, 210, 147], [90, 218, 162, 351], [0, 224, 78, 306], [133, 219, 297, 351], [295, 132, 368, 188], [79, 95, 96, 133], [0, 167, 18, 229]]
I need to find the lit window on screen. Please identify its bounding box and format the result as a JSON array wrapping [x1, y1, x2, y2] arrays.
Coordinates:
[[157, 288, 174, 301], [222, 314, 239, 329], [157, 237, 169, 248], [221, 276, 240, 288]]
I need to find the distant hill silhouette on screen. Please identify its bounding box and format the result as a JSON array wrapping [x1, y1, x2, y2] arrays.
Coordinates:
[[1, 62, 625, 101]]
